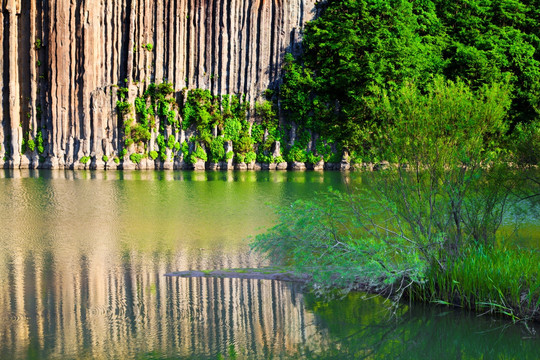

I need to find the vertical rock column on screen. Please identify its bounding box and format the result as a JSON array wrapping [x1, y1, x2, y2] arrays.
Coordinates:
[[6, 0, 22, 168], [78, 2, 102, 168], [28, 0, 39, 168], [0, 8, 5, 165], [45, 0, 68, 168]]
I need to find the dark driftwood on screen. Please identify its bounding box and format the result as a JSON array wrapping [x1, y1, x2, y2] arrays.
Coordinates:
[[165, 267, 393, 297], [165, 267, 312, 283]]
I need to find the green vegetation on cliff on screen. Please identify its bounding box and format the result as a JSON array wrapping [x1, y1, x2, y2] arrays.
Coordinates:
[[116, 82, 291, 166], [108, 0, 540, 169]]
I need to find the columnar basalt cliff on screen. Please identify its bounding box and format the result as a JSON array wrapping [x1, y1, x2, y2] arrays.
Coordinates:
[[0, 0, 317, 169]]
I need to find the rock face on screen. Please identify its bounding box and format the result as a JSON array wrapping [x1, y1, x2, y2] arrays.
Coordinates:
[[0, 0, 317, 169]]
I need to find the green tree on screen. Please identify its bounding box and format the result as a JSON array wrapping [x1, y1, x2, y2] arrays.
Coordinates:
[[253, 77, 515, 297], [279, 0, 540, 154], [367, 77, 513, 252]]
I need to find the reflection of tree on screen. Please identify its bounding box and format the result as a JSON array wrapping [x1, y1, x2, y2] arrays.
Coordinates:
[[297, 292, 540, 359]]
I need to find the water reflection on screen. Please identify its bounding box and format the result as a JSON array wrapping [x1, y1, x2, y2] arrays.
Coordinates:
[[0, 169, 338, 184], [0, 170, 539, 359], [299, 292, 540, 359], [0, 170, 345, 359], [1, 249, 327, 358], [1, 250, 327, 359]]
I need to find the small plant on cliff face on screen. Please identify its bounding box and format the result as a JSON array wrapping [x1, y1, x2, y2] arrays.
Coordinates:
[[251, 123, 264, 143], [121, 149, 128, 158], [306, 151, 321, 164], [27, 139, 36, 152], [149, 151, 158, 160], [275, 156, 285, 163], [209, 137, 226, 162], [131, 124, 151, 144], [194, 145, 208, 162], [135, 96, 154, 127], [34, 39, 42, 50], [157, 134, 166, 149], [114, 157, 120, 164], [256, 152, 273, 164], [143, 43, 153, 52], [155, 134, 168, 161], [233, 135, 253, 155], [116, 101, 132, 116], [287, 145, 308, 163], [181, 141, 190, 159], [223, 118, 242, 142], [315, 139, 340, 163], [167, 135, 175, 149], [80, 156, 91, 165], [130, 153, 143, 164], [36, 131, 44, 154], [235, 153, 246, 163], [156, 82, 175, 97], [255, 100, 277, 125], [144, 82, 177, 129], [102, 155, 109, 162], [245, 151, 257, 163], [188, 144, 207, 164], [117, 87, 129, 100], [166, 109, 177, 126]]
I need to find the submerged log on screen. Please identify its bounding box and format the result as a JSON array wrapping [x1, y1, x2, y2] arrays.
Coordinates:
[[165, 267, 311, 283]]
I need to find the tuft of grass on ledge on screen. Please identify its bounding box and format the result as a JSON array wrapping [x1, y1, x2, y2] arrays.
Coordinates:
[[413, 246, 540, 322]]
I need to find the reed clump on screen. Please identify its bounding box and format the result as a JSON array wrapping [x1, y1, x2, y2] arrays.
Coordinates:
[[414, 246, 540, 321]]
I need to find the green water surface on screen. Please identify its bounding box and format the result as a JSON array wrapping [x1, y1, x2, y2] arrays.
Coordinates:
[[0, 169, 538, 359]]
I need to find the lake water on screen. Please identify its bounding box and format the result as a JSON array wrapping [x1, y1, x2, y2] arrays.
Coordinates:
[[0, 169, 539, 359]]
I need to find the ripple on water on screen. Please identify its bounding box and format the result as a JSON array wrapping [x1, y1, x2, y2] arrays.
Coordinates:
[[0, 170, 539, 360]]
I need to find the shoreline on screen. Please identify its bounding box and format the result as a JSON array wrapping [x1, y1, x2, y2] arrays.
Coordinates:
[[0, 159, 380, 171], [5, 158, 533, 171]]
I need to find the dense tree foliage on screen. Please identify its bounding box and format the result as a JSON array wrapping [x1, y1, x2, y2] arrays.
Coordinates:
[[280, 0, 540, 155], [255, 77, 514, 289], [255, 77, 540, 320], [253, 0, 540, 323]]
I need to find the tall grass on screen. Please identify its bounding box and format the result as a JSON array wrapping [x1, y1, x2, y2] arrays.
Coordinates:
[[414, 246, 540, 321]]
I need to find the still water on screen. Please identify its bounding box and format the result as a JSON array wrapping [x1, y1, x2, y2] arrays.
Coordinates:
[[0, 169, 538, 359]]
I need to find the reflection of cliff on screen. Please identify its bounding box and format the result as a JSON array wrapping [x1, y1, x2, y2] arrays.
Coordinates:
[[0, 250, 327, 358], [0, 0, 316, 169], [0, 169, 346, 358]]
